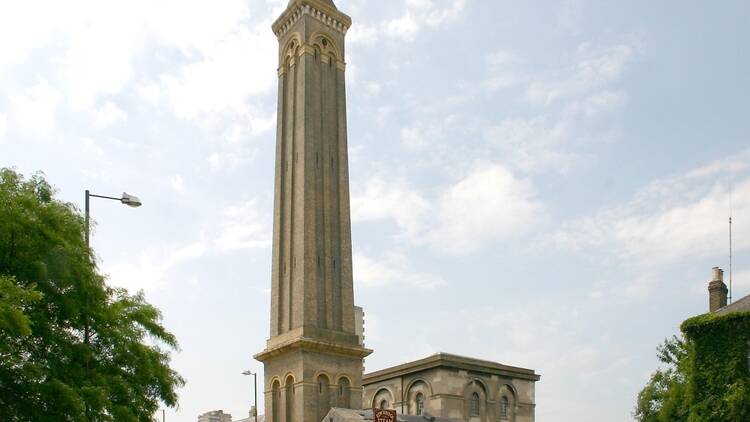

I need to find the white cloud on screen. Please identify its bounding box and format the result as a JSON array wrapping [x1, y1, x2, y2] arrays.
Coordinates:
[[348, 0, 466, 44], [400, 126, 428, 150], [398, 114, 464, 152], [81, 137, 104, 156], [62, 11, 138, 111], [428, 163, 542, 253], [482, 50, 527, 92], [483, 116, 579, 174], [146, 0, 251, 54], [0, 0, 63, 71], [353, 251, 445, 289], [483, 88, 626, 174], [0, 114, 7, 141], [224, 114, 276, 145], [353, 164, 542, 254], [351, 177, 430, 239], [155, 22, 276, 121], [169, 175, 186, 193], [214, 200, 271, 251], [207, 151, 244, 172], [526, 41, 636, 105], [10, 80, 62, 137], [0, 0, 265, 117], [106, 240, 207, 292], [550, 151, 750, 267], [364, 82, 382, 97], [91, 101, 127, 128]]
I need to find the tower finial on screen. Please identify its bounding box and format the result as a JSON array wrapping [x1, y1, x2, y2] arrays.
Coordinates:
[[289, 0, 338, 9]]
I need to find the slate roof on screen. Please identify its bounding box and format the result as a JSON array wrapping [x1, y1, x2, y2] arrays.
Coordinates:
[[324, 408, 459, 422], [715, 292, 750, 315]]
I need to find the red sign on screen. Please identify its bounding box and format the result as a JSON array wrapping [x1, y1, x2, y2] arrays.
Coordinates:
[[373, 408, 396, 422]]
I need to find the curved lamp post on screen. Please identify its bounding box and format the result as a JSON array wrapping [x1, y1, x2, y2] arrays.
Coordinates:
[[242, 370, 258, 422], [84, 190, 142, 247]]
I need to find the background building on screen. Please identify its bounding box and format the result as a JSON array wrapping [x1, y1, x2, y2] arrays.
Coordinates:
[[197, 410, 232, 422], [362, 353, 538, 422]]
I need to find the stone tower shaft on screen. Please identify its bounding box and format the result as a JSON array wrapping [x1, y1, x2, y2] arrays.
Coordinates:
[[255, 1, 371, 422]]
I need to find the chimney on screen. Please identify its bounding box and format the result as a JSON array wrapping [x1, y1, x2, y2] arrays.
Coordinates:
[[708, 267, 728, 312]]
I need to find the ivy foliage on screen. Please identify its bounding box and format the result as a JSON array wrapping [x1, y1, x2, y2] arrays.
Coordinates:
[[634, 312, 750, 422], [681, 312, 750, 421], [0, 168, 185, 421]]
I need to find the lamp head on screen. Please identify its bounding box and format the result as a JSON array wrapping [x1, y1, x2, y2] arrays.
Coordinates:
[[121, 192, 142, 208]]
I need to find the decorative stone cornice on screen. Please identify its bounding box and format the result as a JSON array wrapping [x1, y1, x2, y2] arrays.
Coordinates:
[[272, 0, 352, 39], [254, 337, 373, 362], [362, 352, 541, 383]]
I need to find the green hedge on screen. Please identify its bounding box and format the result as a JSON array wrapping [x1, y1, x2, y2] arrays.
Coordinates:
[[681, 312, 750, 421]]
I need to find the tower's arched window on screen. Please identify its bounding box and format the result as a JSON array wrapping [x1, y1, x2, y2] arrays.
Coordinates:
[[380, 399, 388, 410], [338, 377, 351, 408], [415, 392, 424, 415], [317, 374, 330, 422], [271, 380, 281, 422], [285, 375, 295, 422], [470, 392, 480, 417], [500, 396, 509, 419]]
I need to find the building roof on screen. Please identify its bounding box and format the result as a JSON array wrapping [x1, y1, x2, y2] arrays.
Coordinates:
[[324, 408, 459, 422], [715, 292, 750, 315], [363, 352, 540, 383]]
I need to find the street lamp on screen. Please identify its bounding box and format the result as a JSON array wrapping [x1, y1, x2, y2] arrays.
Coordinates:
[[81, 189, 142, 394], [84, 190, 142, 247], [242, 370, 258, 422]]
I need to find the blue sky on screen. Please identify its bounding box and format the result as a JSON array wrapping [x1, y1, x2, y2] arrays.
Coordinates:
[[1, 0, 749, 421]]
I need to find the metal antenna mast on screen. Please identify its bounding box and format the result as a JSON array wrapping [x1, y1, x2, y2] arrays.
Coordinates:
[[729, 178, 734, 305]]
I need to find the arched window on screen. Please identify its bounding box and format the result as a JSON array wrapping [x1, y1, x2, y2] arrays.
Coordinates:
[[470, 392, 480, 417], [380, 399, 388, 410], [317, 374, 330, 422], [271, 380, 281, 422], [338, 378, 351, 408], [500, 396, 509, 419], [285, 376, 295, 422], [415, 393, 424, 415]]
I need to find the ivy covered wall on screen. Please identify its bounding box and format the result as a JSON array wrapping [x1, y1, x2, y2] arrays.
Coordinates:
[[681, 312, 750, 421]]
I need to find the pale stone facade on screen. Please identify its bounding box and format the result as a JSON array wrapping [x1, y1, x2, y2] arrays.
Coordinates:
[[362, 354, 538, 422], [254, 2, 372, 422]]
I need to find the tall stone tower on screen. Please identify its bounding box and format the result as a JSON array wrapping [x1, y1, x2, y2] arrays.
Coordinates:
[[254, 1, 372, 422]]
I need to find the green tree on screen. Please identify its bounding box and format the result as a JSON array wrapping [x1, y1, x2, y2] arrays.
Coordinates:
[[0, 168, 184, 421], [633, 336, 690, 422], [635, 313, 750, 422]]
